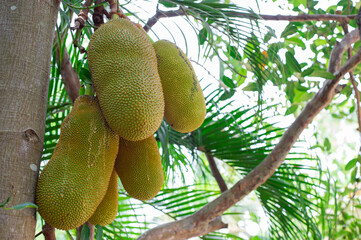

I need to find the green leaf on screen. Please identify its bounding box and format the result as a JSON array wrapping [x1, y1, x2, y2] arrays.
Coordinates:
[[314, 38, 327, 46], [8, 202, 38, 210], [95, 225, 103, 240], [345, 158, 357, 171], [222, 75, 236, 88], [79, 68, 92, 84], [159, 1, 177, 8], [242, 82, 258, 91], [198, 27, 208, 45], [81, 224, 90, 240], [309, 70, 335, 79], [0, 196, 10, 208], [285, 51, 302, 72], [285, 37, 306, 49], [219, 89, 235, 101], [227, 44, 241, 59], [301, 67, 314, 77], [281, 24, 298, 38], [1, 197, 38, 210], [285, 104, 299, 115], [323, 137, 331, 152], [351, 167, 357, 183]]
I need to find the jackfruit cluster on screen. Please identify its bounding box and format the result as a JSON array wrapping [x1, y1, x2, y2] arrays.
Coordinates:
[[36, 16, 206, 230], [36, 96, 119, 230], [87, 18, 164, 142], [153, 40, 206, 133], [115, 136, 163, 201]]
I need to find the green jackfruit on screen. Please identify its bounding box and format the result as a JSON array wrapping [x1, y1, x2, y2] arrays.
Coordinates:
[[87, 18, 164, 141], [88, 169, 119, 226], [153, 40, 206, 133], [115, 136, 163, 201], [36, 96, 119, 230]]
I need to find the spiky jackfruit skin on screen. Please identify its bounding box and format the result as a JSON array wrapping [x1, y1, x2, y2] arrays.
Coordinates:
[[153, 40, 206, 133], [87, 18, 165, 141], [115, 136, 163, 201], [36, 96, 119, 230], [88, 169, 119, 226]]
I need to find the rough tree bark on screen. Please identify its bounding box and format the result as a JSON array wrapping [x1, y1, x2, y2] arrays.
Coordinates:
[[0, 1, 59, 239]]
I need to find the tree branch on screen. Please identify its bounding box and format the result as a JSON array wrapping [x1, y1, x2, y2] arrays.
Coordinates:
[[108, 0, 128, 19], [328, 29, 359, 73], [206, 153, 228, 192], [339, 19, 361, 132], [143, 7, 358, 32], [93, 0, 105, 28], [144, 8, 185, 32], [55, 39, 80, 103], [71, 0, 93, 30], [350, 75, 361, 131], [249, 13, 357, 22], [138, 49, 361, 240], [42, 222, 56, 240]]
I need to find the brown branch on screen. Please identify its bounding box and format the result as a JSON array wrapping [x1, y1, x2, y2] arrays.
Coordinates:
[[144, 9, 185, 32], [137, 48, 361, 240], [206, 153, 228, 192], [54, 11, 81, 103], [253, 13, 357, 22], [108, 0, 127, 19], [328, 29, 359, 73], [357, 7, 361, 41], [350, 75, 361, 131], [339, 17, 361, 132], [55, 39, 80, 103], [93, 0, 105, 28], [43, 222, 56, 240], [71, 0, 93, 30], [143, 8, 358, 32]]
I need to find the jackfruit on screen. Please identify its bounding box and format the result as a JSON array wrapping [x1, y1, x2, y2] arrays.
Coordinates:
[[88, 169, 119, 226], [87, 18, 164, 141], [36, 95, 119, 230], [153, 40, 206, 133], [115, 136, 163, 201]]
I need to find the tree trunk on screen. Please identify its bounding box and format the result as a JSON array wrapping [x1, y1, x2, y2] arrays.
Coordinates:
[[0, 1, 59, 239]]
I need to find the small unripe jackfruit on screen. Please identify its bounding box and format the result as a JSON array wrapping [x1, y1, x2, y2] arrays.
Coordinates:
[[36, 96, 119, 230], [88, 169, 119, 226], [153, 40, 206, 133], [115, 136, 163, 201], [87, 18, 164, 141]]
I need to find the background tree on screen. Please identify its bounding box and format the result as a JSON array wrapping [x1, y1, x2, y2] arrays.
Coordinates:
[[2, 0, 361, 239]]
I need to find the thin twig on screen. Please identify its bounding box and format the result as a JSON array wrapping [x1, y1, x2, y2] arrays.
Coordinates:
[[339, 14, 361, 132], [206, 153, 228, 192], [251, 13, 357, 22], [71, 0, 93, 30], [43, 222, 56, 240], [55, 38, 80, 103], [34, 231, 43, 238], [143, 8, 358, 32], [93, 0, 105, 28], [108, 0, 128, 19], [350, 75, 361, 131]]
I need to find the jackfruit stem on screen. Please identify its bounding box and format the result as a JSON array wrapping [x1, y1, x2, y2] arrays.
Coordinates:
[[84, 83, 95, 96], [108, 0, 127, 20], [79, 84, 85, 96]]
